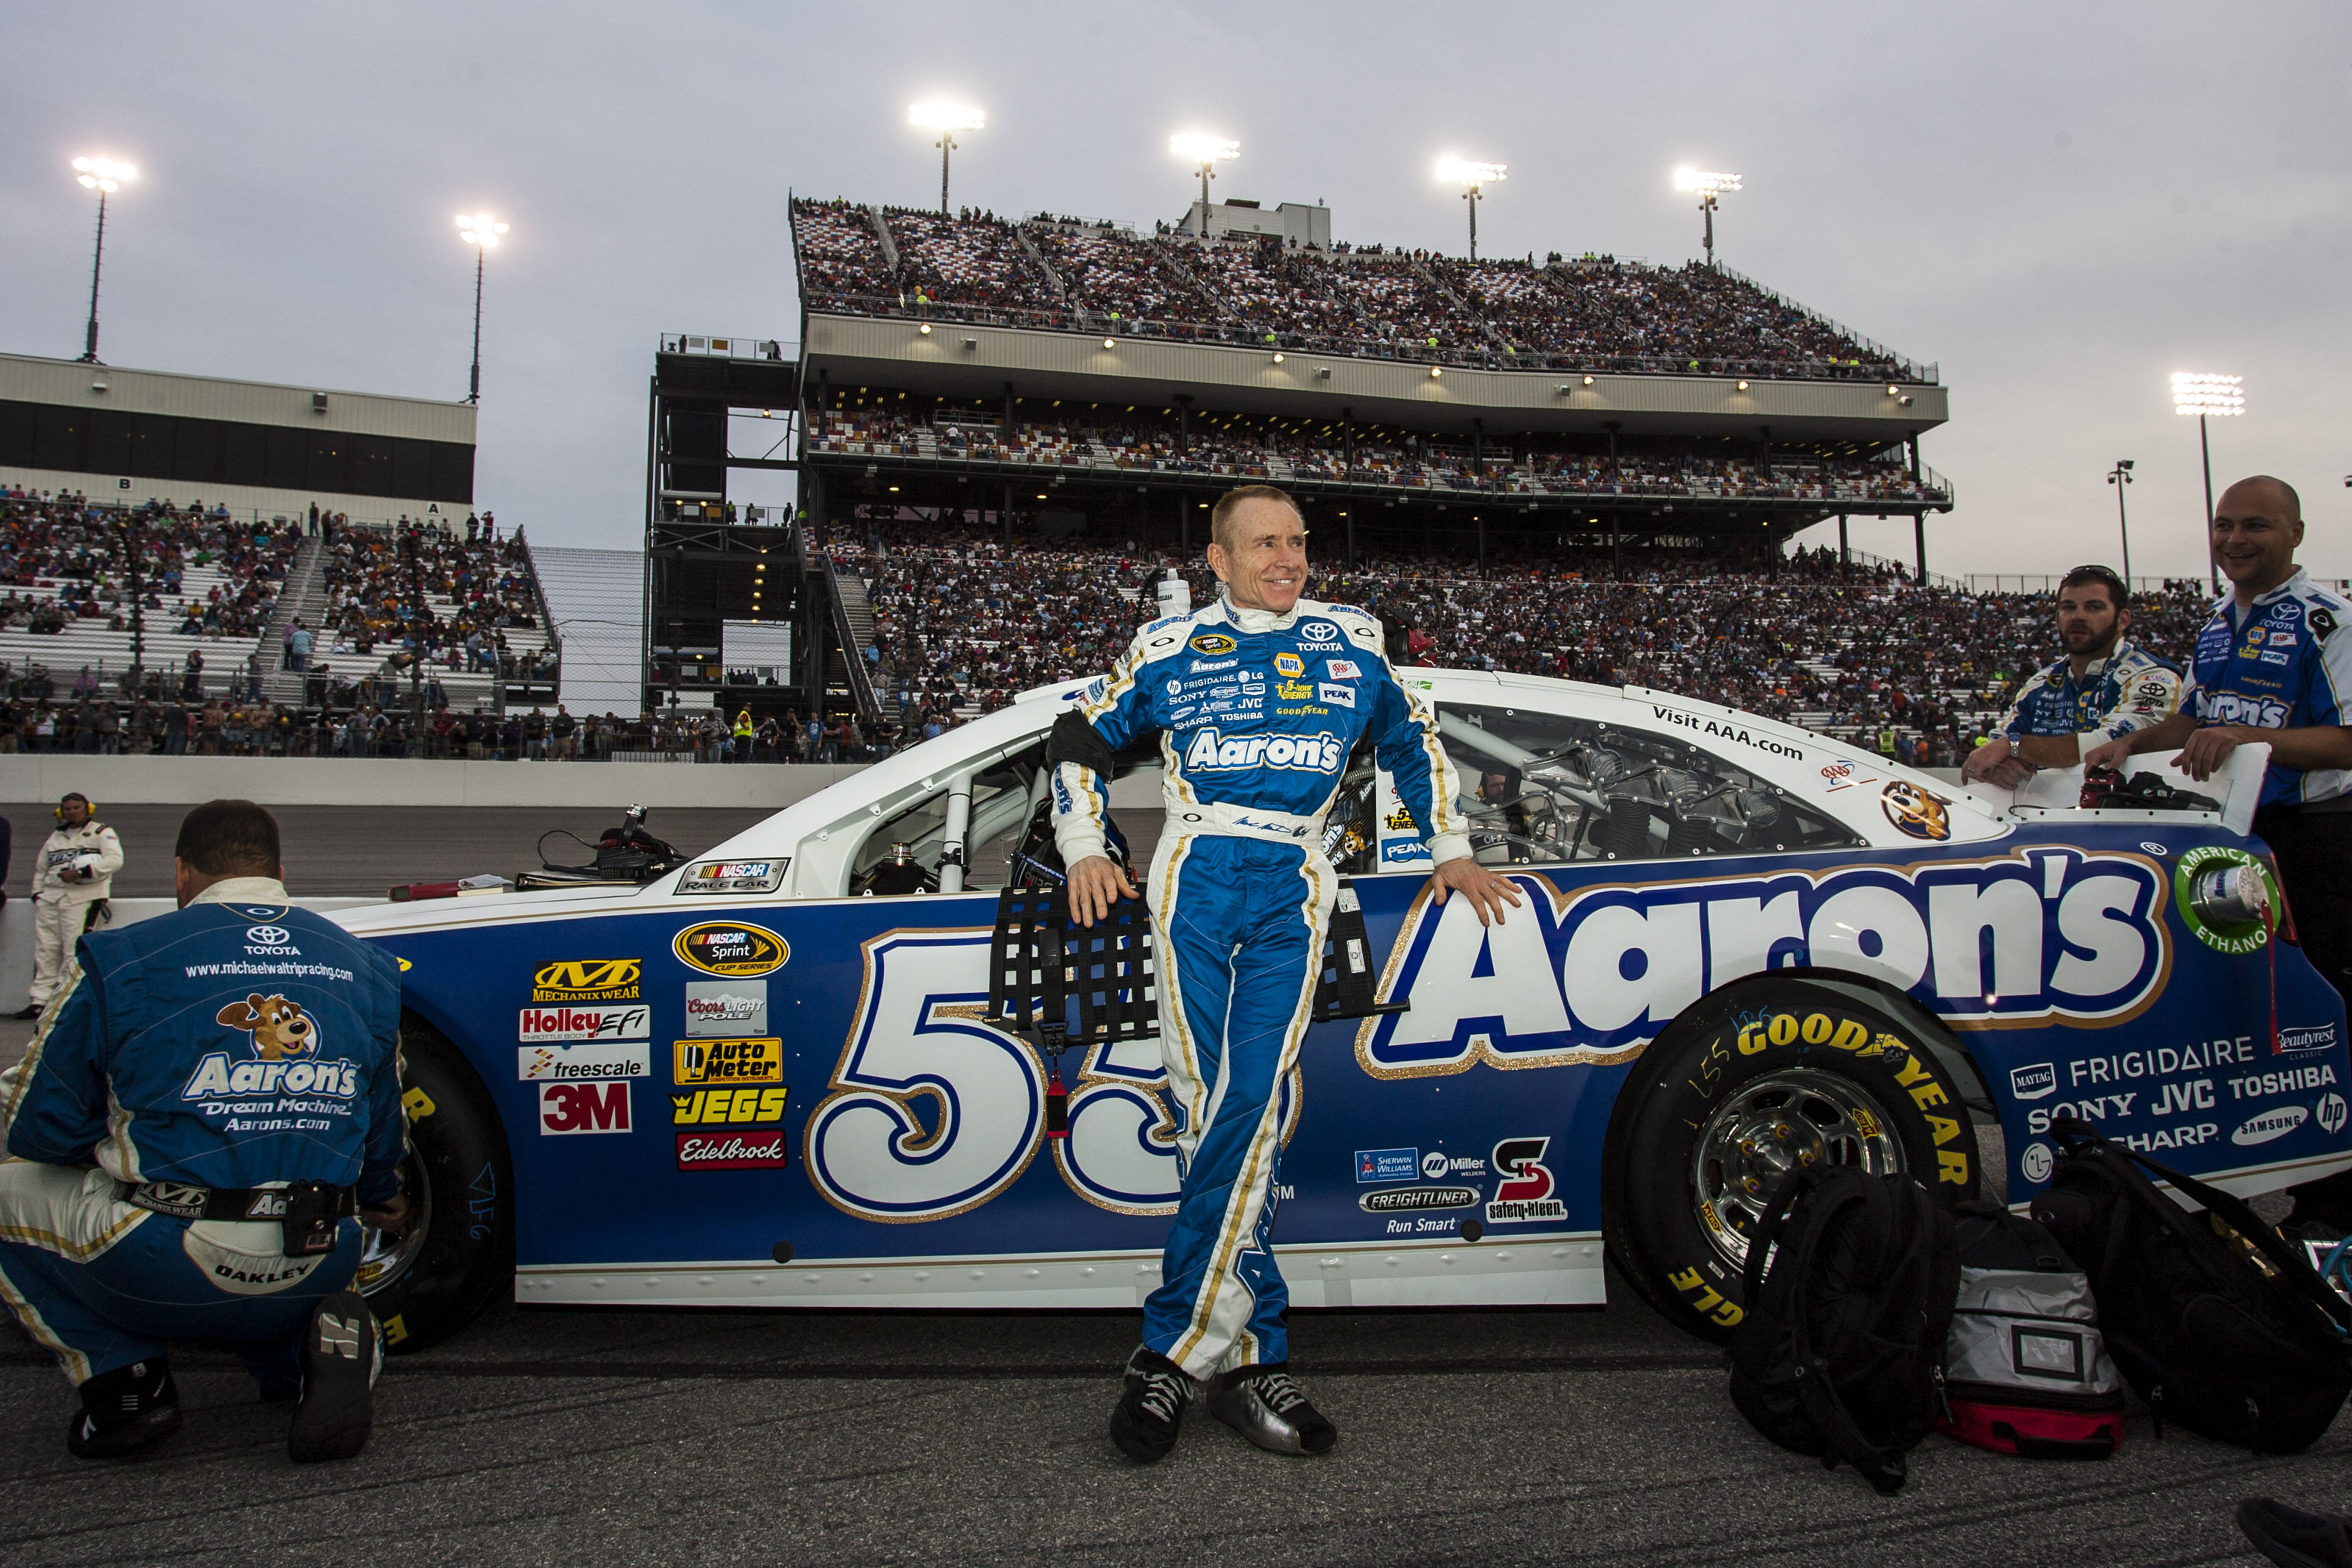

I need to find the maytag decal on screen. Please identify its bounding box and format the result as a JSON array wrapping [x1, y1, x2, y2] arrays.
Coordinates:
[[518, 1005, 650, 1043], [680, 860, 788, 895], [673, 922, 789, 977], [532, 959, 641, 1004], [1358, 853, 2170, 1078], [517, 1043, 652, 1081], [2009, 1062, 2057, 1102]]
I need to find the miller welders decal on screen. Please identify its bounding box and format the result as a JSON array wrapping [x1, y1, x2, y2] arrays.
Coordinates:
[[1355, 850, 2173, 1078]]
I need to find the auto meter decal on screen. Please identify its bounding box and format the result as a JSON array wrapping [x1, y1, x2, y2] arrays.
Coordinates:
[[672, 922, 789, 977], [1357, 851, 2172, 1078]]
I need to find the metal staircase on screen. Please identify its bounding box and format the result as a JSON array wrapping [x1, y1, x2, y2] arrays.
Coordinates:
[[257, 534, 329, 705]]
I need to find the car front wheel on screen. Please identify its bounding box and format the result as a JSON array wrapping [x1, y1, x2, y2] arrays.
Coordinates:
[[1601, 977, 1979, 1342]]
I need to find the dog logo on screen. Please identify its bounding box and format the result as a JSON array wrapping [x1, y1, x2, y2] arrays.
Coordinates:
[[215, 994, 318, 1061], [1880, 779, 1952, 841]]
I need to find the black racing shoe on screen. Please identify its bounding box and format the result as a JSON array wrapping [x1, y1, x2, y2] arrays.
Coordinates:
[[288, 1291, 382, 1463], [66, 1358, 182, 1459], [1108, 1347, 1194, 1464], [1206, 1361, 1337, 1455], [13, 1004, 42, 1021], [2239, 1497, 2352, 1568]]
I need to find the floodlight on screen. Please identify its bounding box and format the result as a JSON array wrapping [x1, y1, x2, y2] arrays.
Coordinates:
[[1673, 167, 1742, 196], [2171, 372, 2245, 416], [1170, 134, 1240, 164], [71, 156, 135, 193], [1436, 157, 1508, 188], [456, 214, 508, 249], [455, 215, 510, 402], [910, 102, 985, 132]]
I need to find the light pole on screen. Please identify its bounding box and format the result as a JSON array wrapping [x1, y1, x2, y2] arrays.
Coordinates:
[[71, 157, 136, 363], [2106, 459, 2135, 589], [1170, 134, 1240, 232], [1437, 158, 1506, 262], [909, 103, 985, 215], [2172, 371, 2243, 594], [455, 214, 507, 405], [1673, 166, 1742, 268]]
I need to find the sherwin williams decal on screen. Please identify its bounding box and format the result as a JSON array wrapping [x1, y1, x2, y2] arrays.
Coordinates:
[[672, 922, 789, 977], [1358, 852, 2171, 1078]]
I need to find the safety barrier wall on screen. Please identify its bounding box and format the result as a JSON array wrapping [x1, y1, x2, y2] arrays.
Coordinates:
[[0, 897, 381, 1014], [0, 758, 872, 808]]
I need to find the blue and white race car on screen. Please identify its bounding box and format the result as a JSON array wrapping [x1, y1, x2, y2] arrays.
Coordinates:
[[334, 669, 2352, 1349]]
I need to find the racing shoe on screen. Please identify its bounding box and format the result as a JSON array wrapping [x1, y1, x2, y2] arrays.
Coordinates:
[[1207, 1361, 1337, 1455], [67, 1358, 182, 1458], [1109, 1347, 1194, 1463], [288, 1291, 382, 1463]]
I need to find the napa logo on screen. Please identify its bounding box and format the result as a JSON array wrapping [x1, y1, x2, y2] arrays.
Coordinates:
[[1189, 632, 1236, 656], [1356, 850, 2170, 1078], [1182, 728, 1347, 774]]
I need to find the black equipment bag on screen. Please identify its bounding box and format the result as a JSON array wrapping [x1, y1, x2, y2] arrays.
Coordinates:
[[1727, 1164, 1959, 1494], [2030, 1117, 2352, 1453]]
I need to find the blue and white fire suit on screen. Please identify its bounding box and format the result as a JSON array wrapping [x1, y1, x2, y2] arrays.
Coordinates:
[[1055, 596, 1468, 1378], [2181, 569, 2352, 808], [1999, 639, 2182, 746], [0, 878, 405, 1387]]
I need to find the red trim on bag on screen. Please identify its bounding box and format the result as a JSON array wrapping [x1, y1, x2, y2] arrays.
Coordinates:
[[1937, 1400, 2122, 1458]]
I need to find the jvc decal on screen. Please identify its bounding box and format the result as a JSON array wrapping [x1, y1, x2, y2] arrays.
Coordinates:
[[1357, 851, 2170, 1078]]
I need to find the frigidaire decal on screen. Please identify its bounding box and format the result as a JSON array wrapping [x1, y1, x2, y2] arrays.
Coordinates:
[[1358, 852, 2170, 1078], [672, 922, 790, 977]]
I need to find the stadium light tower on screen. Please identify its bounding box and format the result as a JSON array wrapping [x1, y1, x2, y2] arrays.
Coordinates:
[[2173, 371, 2244, 593], [71, 156, 136, 363], [455, 213, 508, 405], [1171, 134, 1239, 229], [909, 102, 984, 215], [1437, 158, 1506, 262], [1673, 166, 1741, 268], [2107, 459, 2135, 589]]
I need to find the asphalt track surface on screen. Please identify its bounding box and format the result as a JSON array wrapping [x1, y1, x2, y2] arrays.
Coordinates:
[[0, 810, 2342, 1565]]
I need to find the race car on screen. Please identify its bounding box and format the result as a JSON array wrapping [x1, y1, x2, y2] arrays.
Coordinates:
[[334, 668, 2352, 1349]]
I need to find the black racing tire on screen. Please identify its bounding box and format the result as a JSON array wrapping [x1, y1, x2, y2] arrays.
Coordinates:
[[1602, 977, 1980, 1344], [356, 1016, 513, 1355]]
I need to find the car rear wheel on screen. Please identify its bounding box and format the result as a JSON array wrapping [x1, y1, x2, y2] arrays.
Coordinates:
[[356, 1016, 513, 1354], [1602, 977, 1979, 1343]]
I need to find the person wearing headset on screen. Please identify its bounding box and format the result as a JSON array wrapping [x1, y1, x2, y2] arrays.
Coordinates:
[[19, 794, 122, 1020]]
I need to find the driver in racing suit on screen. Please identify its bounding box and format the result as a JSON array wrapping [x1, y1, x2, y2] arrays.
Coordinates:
[[0, 799, 408, 1461], [1053, 485, 1519, 1463]]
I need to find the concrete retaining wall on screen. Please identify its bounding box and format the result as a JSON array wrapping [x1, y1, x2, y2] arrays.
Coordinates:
[[0, 897, 382, 1012], [0, 758, 869, 808]]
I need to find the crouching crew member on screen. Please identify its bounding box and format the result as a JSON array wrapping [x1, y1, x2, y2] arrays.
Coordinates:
[[0, 799, 409, 1461], [1052, 485, 1520, 1463], [1963, 564, 2181, 790], [19, 793, 123, 1019]]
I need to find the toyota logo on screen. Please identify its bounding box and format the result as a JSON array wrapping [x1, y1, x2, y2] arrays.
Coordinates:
[[1300, 621, 1339, 641], [246, 926, 291, 945]]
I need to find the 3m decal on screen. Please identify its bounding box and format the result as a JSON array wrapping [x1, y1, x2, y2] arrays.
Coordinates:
[[671, 1086, 789, 1126], [532, 959, 641, 1003], [673, 1037, 784, 1086], [673, 922, 789, 977], [516, 1044, 652, 1081], [518, 1005, 649, 1043], [1358, 855, 2171, 1078], [1486, 1137, 1567, 1224], [676, 1129, 791, 1170], [538, 1080, 631, 1135]]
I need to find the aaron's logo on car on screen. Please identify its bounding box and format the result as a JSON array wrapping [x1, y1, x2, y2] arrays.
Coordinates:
[[673, 922, 789, 977], [532, 959, 642, 1004]]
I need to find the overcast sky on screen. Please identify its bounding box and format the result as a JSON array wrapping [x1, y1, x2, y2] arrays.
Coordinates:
[[6, 2, 2347, 581]]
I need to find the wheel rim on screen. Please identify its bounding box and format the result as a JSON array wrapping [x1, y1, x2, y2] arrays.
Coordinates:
[[1690, 1066, 1904, 1271], [353, 1143, 430, 1298]]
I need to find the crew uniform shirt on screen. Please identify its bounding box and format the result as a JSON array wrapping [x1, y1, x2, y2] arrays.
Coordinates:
[[2000, 639, 2183, 746], [2181, 569, 2352, 808], [0, 877, 405, 1204]]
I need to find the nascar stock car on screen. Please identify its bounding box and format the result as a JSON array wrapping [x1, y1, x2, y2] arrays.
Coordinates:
[[329, 668, 2352, 1349]]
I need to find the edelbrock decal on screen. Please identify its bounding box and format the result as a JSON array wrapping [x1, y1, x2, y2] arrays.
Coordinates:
[[1357, 852, 2170, 1078]]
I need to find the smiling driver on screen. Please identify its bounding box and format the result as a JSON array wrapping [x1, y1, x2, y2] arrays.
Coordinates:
[[1047, 484, 1519, 1463]]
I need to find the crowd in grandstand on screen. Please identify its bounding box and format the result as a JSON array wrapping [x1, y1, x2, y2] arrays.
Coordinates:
[[317, 510, 549, 680], [813, 402, 1949, 506], [789, 199, 1920, 379], [846, 518, 2217, 768], [0, 491, 297, 640]]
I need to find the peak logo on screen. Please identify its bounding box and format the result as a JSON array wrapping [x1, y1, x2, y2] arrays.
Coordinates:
[[1357, 852, 2170, 1078], [1182, 729, 1345, 774], [532, 959, 641, 1003]]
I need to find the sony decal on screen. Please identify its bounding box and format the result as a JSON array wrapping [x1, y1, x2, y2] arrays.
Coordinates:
[[1357, 851, 2170, 1078]]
